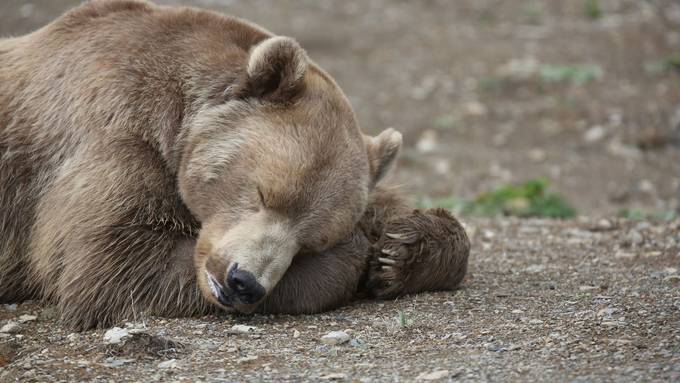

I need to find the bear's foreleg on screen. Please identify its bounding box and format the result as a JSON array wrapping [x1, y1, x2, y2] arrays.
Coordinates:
[[31, 145, 210, 329], [361, 187, 470, 299], [255, 229, 369, 314]]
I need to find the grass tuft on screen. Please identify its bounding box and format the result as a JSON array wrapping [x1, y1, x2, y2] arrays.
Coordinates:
[[539, 64, 603, 85], [584, 0, 603, 20], [423, 179, 576, 219]]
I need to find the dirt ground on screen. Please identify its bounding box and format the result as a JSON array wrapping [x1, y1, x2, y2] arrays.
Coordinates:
[[0, 0, 679, 382]]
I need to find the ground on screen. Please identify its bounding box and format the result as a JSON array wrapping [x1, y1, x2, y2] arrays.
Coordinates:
[[0, 0, 678, 382]]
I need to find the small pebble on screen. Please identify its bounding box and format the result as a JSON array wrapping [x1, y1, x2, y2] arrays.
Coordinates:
[[230, 324, 260, 334], [595, 219, 614, 231], [626, 230, 643, 246], [158, 359, 178, 369], [103, 327, 131, 344], [236, 355, 258, 364], [584, 125, 606, 143], [416, 370, 450, 381], [321, 331, 350, 345], [18, 315, 37, 323], [0, 321, 21, 334]]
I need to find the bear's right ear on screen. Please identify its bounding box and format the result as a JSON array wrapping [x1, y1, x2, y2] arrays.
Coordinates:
[[239, 36, 308, 102], [364, 128, 403, 187]]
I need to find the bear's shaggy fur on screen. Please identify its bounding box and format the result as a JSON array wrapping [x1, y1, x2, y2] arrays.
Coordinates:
[[0, 0, 470, 329]]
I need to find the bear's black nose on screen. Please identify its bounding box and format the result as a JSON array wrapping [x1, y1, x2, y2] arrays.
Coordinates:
[[226, 263, 266, 304]]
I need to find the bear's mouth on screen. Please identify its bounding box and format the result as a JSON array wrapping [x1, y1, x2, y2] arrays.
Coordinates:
[[205, 270, 233, 307]]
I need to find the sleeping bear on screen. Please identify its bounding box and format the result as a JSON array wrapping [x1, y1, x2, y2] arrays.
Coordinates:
[[0, 0, 470, 329]]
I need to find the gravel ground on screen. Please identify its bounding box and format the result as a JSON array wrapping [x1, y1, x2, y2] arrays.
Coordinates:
[[1, 1, 679, 382], [1, 217, 679, 382]]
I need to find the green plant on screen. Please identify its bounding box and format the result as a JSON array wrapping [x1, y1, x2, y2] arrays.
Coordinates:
[[584, 0, 603, 20], [539, 64, 603, 85], [617, 208, 677, 221], [478, 76, 508, 92], [398, 310, 410, 328], [644, 54, 680, 75], [433, 114, 459, 130], [424, 179, 576, 218], [523, 2, 544, 25]]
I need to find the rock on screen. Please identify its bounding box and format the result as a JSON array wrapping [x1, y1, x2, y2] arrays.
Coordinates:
[[236, 355, 258, 364], [626, 230, 644, 246], [350, 338, 365, 348], [597, 307, 616, 318], [529, 319, 544, 325], [103, 327, 131, 345], [321, 372, 347, 380], [0, 322, 20, 334], [158, 359, 178, 369], [482, 230, 495, 241], [635, 221, 651, 231], [433, 159, 450, 175], [17, 315, 37, 323], [579, 285, 599, 291], [525, 264, 545, 273], [498, 57, 539, 80], [615, 250, 636, 259], [416, 370, 450, 381], [66, 333, 80, 343], [100, 358, 135, 368], [3, 304, 17, 311], [462, 101, 488, 117], [584, 126, 606, 143], [528, 148, 546, 162], [321, 331, 350, 345], [638, 180, 655, 194], [292, 330, 300, 338], [230, 324, 260, 334], [416, 130, 438, 153], [594, 218, 614, 231]]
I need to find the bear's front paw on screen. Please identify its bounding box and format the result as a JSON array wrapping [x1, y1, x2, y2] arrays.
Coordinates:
[[366, 208, 470, 299]]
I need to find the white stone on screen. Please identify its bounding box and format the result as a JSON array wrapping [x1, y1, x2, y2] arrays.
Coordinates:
[[18, 315, 37, 323], [103, 327, 130, 344], [416, 130, 438, 153], [230, 324, 260, 334], [0, 322, 20, 334], [321, 330, 350, 345], [416, 370, 450, 381], [158, 359, 178, 369], [584, 126, 606, 143]]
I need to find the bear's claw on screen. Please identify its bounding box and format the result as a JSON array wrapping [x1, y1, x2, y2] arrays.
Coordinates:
[[366, 208, 470, 299]]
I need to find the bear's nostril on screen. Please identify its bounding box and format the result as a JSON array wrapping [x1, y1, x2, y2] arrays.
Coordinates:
[[233, 278, 246, 291], [226, 266, 266, 304]]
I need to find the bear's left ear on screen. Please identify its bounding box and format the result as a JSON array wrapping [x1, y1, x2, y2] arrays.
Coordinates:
[[241, 36, 308, 102], [364, 128, 403, 187]]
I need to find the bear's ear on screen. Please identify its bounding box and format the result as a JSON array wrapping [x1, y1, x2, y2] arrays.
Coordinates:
[[242, 36, 308, 102], [364, 128, 403, 187]]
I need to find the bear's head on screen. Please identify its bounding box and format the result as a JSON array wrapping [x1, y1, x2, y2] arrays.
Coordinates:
[[178, 36, 401, 313]]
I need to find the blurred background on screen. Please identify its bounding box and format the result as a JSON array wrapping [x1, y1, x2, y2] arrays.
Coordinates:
[[2, 0, 679, 220]]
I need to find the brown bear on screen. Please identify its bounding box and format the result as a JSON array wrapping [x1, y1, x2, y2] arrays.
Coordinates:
[[0, 0, 470, 330]]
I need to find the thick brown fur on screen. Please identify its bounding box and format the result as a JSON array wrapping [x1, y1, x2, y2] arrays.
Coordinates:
[[0, 0, 470, 329]]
